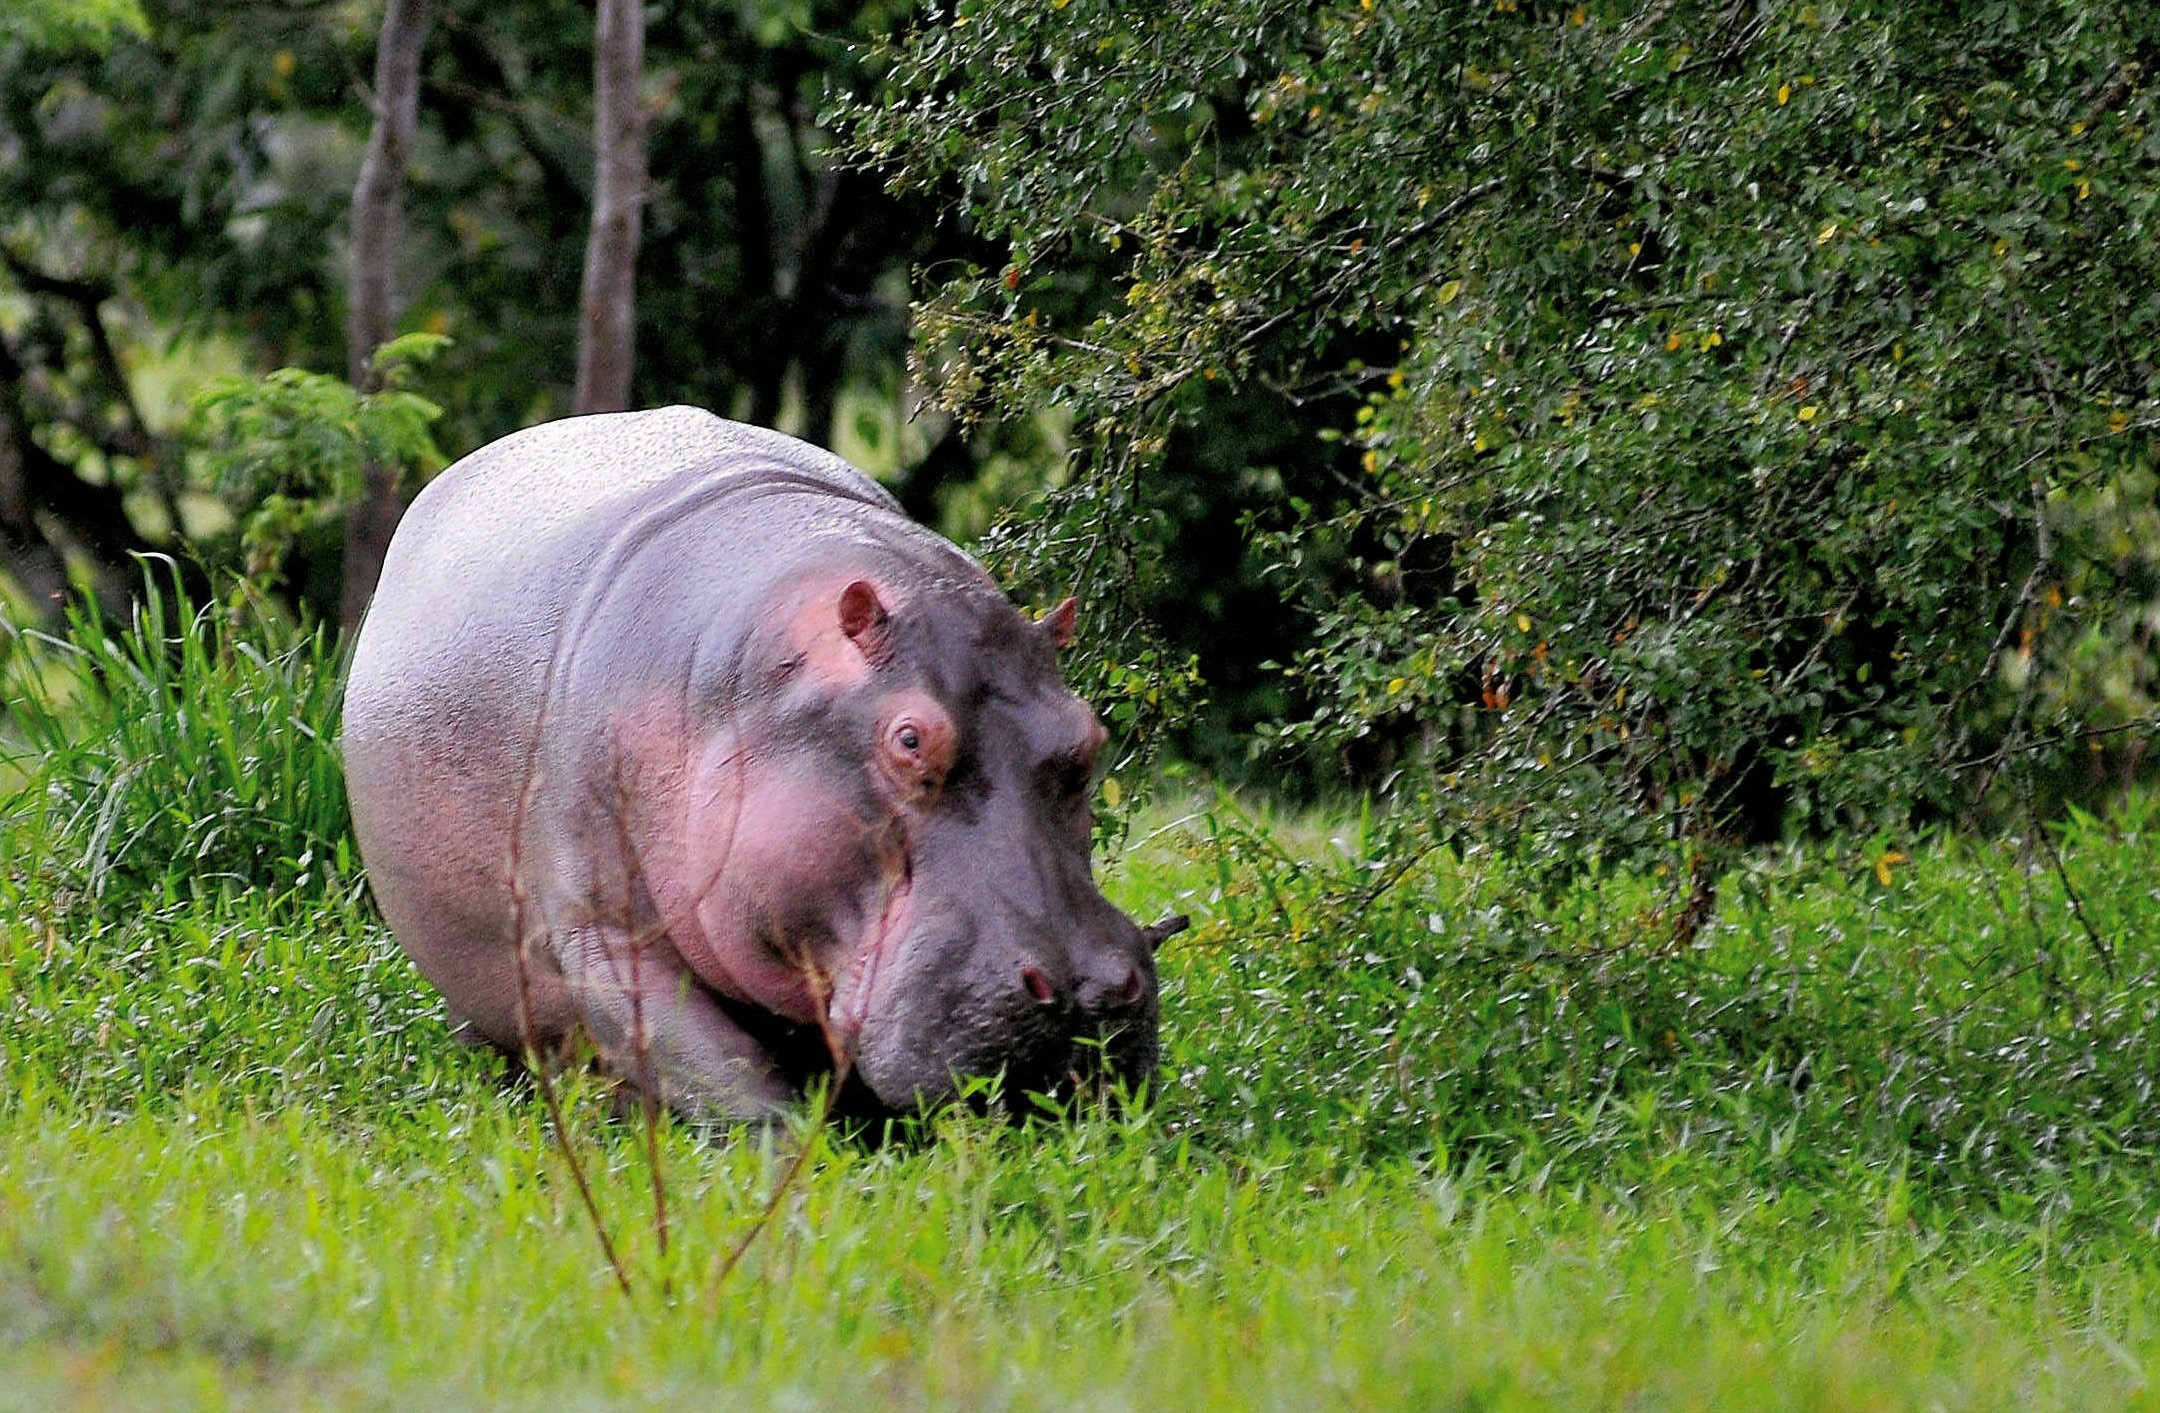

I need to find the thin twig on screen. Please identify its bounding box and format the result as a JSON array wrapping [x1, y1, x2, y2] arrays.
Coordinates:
[[705, 788, 911, 1308], [508, 791, 635, 1298], [2027, 797, 2118, 981], [506, 671, 633, 1297], [608, 754, 671, 1286]]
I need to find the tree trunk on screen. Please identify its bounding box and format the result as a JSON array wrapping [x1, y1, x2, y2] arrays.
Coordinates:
[[0, 399, 70, 616], [342, 0, 432, 630], [573, 0, 647, 415]]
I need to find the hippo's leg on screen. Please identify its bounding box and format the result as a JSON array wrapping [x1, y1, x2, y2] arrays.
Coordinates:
[[553, 924, 795, 1120]]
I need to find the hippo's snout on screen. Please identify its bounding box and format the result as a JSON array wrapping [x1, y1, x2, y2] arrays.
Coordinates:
[[848, 896, 1162, 1113], [1016, 956, 1147, 1016]]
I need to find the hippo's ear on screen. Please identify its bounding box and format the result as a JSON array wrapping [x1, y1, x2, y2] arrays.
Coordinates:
[[1041, 596, 1079, 651], [839, 579, 892, 661]]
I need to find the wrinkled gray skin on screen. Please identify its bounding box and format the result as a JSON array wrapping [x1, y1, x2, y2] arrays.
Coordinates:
[[343, 408, 1162, 1118]]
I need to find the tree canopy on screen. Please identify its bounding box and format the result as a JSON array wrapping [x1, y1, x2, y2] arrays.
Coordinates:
[[849, 0, 2160, 879]]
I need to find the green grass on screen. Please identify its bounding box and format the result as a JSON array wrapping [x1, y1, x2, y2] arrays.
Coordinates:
[[3, 592, 2158, 1408]]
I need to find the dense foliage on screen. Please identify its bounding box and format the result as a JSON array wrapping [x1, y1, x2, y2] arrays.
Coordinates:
[[2, 573, 352, 922], [849, 0, 2160, 874]]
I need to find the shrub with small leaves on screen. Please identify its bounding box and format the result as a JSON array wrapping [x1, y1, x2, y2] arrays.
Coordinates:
[[847, 0, 2160, 888]]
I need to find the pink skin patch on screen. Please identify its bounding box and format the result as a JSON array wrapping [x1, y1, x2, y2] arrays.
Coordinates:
[[605, 687, 873, 1026], [622, 696, 947, 1046], [776, 573, 912, 691], [679, 756, 887, 1024]]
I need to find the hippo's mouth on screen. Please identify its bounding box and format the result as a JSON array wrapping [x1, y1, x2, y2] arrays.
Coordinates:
[[827, 864, 913, 1051]]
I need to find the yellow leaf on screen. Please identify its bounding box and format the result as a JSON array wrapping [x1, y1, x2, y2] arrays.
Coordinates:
[[1702, 330, 1724, 349], [1777, 82, 1791, 106], [1628, 241, 1642, 257], [1515, 613, 1532, 633], [2109, 409, 2130, 434], [1816, 221, 1838, 245], [1873, 849, 1907, 886], [1437, 279, 1462, 306], [1570, 4, 1586, 22], [2064, 158, 2081, 171], [274, 50, 295, 77], [1386, 677, 1407, 694], [2077, 179, 2092, 199], [1797, 404, 1820, 422], [1993, 238, 2009, 257], [1362, 449, 1380, 473], [1100, 777, 1123, 809]]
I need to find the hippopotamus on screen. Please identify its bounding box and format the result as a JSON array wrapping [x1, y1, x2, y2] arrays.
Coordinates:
[[342, 406, 1181, 1120]]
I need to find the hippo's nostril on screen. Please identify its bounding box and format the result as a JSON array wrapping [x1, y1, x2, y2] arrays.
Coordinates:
[[1021, 964, 1057, 1005], [1077, 966, 1145, 1014]]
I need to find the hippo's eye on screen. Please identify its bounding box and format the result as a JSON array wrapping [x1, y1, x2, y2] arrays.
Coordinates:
[[879, 707, 953, 797]]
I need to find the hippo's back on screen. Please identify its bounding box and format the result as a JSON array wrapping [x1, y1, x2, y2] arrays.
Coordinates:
[[341, 407, 898, 1043]]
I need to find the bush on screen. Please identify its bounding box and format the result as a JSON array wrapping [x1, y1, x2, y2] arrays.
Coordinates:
[[847, 0, 2160, 882], [1133, 792, 2160, 1220]]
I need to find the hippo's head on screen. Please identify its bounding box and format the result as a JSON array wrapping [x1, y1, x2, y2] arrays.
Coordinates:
[[714, 568, 1172, 1114]]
